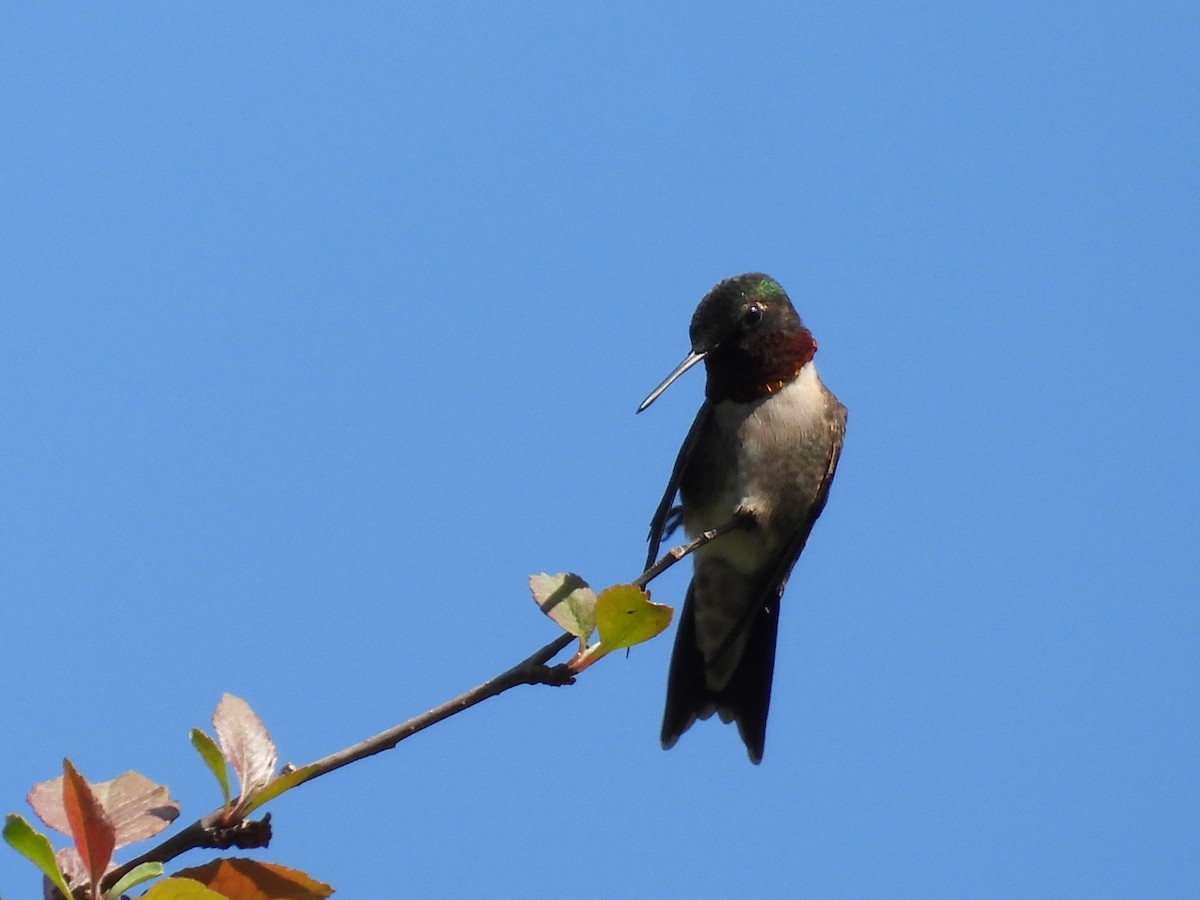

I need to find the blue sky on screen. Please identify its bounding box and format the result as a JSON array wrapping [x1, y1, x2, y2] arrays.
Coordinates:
[[2, 3, 1196, 897]]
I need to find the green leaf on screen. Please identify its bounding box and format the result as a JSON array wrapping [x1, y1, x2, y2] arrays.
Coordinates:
[[189, 728, 231, 812], [105, 860, 163, 898], [2, 814, 74, 900], [240, 763, 320, 816], [529, 572, 596, 641], [594, 584, 673, 651]]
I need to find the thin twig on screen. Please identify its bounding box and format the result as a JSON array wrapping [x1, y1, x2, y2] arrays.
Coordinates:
[[633, 516, 744, 589], [299, 631, 576, 778]]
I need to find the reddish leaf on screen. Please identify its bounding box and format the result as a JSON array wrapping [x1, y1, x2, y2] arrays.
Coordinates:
[[29, 770, 180, 848], [97, 770, 180, 846], [52, 847, 87, 893], [28, 779, 73, 838], [60, 759, 116, 889], [213, 694, 278, 806], [177, 857, 334, 899]]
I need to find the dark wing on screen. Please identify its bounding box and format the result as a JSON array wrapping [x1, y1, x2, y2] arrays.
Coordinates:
[[644, 401, 712, 572]]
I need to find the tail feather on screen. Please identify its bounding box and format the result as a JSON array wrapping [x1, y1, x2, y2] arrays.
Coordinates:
[[661, 585, 781, 764]]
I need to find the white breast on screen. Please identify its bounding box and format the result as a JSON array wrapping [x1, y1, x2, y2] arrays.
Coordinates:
[[734, 363, 828, 488], [688, 363, 830, 571]]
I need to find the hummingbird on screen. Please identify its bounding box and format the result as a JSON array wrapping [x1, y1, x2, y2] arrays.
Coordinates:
[[638, 272, 846, 763]]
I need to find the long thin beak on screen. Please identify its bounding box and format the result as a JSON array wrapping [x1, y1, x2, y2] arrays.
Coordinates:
[[636, 350, 706, 413]]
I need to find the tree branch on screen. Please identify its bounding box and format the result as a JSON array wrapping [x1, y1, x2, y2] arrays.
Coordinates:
[[101, 631, 575, 890], [101, 524, 735, 892]]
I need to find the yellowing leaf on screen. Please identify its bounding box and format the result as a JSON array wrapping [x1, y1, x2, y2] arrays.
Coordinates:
[[176, 857, 334, 899], [140, 877, 230, 899], [528, 572, 596, 640], [594, 584, 672, 651]]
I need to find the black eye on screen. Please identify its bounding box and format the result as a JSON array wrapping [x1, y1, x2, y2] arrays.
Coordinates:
[[742, 304, 763, 327]]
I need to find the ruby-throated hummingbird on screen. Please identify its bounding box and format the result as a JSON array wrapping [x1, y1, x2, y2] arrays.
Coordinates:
[[638, 272, 846, 763]]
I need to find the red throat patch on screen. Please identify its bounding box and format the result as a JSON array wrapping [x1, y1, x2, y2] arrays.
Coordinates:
[[707, 328, 817, 404]]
